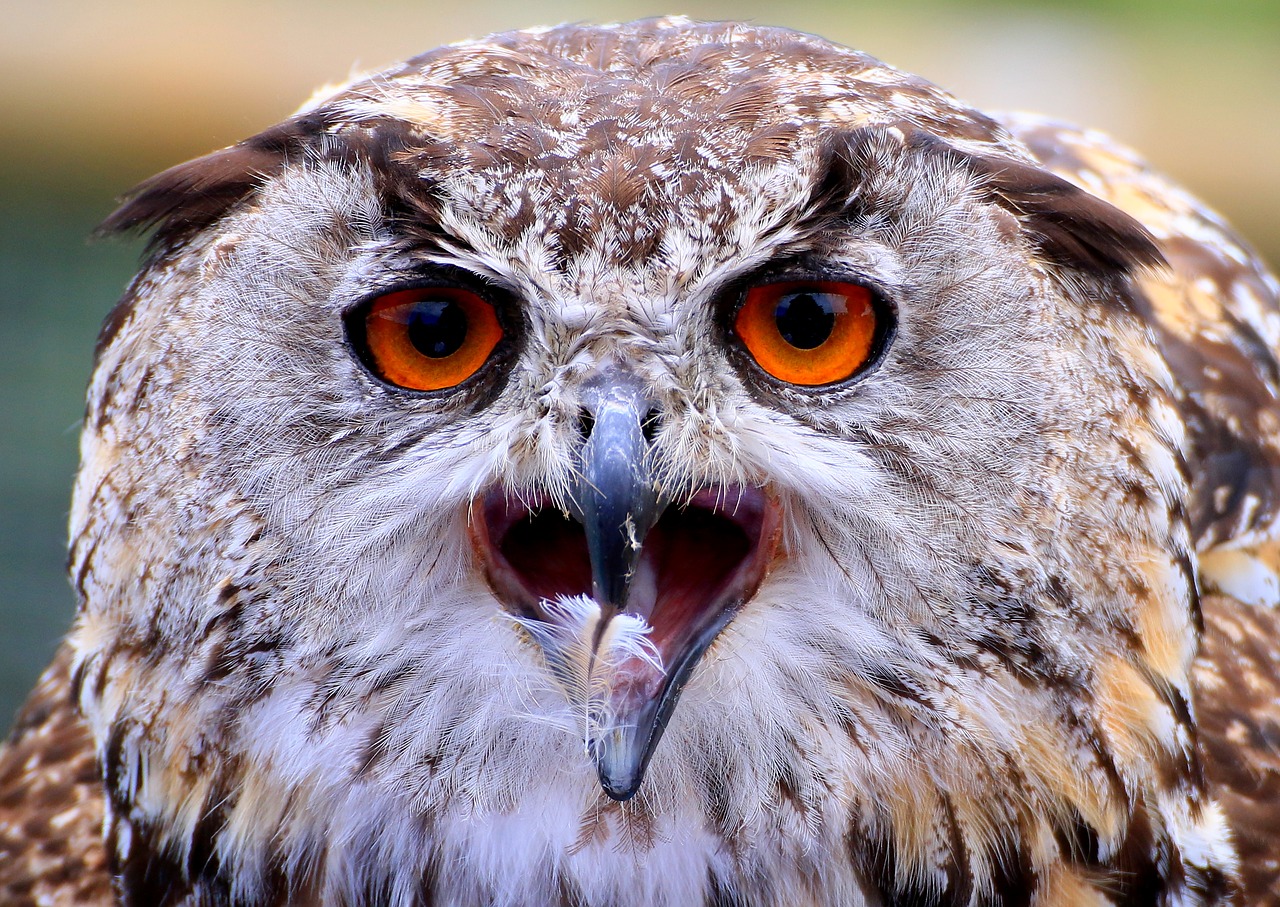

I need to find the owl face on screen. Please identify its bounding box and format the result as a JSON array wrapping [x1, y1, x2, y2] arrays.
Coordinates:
[[70, 17, 1226, 905]]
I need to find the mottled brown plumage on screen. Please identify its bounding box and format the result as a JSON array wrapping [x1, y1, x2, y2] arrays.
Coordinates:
[[1197, 594, 1280, 903], [0, 648, 107, 906], [2, 17, 1279, 906]]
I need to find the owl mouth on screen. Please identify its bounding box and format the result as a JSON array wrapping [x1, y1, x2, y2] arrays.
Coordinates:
[[476, 485, 778, 647], [473, 482, 781, 798]]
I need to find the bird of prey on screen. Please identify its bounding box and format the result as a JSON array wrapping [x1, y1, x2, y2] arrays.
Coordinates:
[[2, 16, 1279, 907]]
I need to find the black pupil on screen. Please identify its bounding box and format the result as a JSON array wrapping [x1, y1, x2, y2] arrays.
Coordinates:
[[774, 292, 837, 349], [407, 298, 468, 358]]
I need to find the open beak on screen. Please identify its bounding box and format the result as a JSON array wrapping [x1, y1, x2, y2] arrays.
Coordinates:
[[472, 371, 781, 800]]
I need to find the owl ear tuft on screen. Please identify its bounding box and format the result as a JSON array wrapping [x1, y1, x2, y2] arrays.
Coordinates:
[[904, 129, 1166, 281], [96, 113, 332, 255]]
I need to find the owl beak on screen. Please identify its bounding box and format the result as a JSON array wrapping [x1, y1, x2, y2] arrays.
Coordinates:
[[576, 478, 778, 801], [572, 373, 664, 615], [473, 371, 781, 802], [570, 373, 667, 799], [569, 379, 779, 799]]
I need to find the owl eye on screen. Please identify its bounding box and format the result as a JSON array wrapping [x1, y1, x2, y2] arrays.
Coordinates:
[[355, 286, 503, 391], [733, 280, 881, 386]]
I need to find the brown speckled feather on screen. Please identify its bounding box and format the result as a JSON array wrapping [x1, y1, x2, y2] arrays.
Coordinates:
[[1002, 113, 1280, 550], [1005, 113, 1280, 903], [1196, 593, 1280, 904], [0, 646, 110, 905]]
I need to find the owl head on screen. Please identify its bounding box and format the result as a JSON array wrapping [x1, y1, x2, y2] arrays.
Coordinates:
[[69, 17, 1234, 905]]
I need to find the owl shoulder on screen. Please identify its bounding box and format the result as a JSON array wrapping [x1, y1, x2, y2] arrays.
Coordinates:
[[0, 645, 111, 906], [1001, 112, 1280, 903]]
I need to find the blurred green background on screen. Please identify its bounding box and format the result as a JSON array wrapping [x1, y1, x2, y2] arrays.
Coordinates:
[[2, 0, 1278, 727]]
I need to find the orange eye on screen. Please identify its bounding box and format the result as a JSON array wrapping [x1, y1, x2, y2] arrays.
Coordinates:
[[359, 286, 503, 391], [733, 280, 879, 386]]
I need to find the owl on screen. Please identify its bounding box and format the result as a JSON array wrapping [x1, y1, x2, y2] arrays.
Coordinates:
[[3, 16, 1280, 907]]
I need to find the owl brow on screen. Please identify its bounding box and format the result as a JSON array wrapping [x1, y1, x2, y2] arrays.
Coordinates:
[[809, 124, 1165, 286], [96, 112, 334, 252], [902, 128, 1166, 281], [92, 113, 461, 359], [785, 130, 876, 237], [96, 113, 443, 254]]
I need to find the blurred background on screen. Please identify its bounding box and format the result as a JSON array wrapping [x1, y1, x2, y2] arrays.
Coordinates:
[[2, 0, 1278, 726]]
